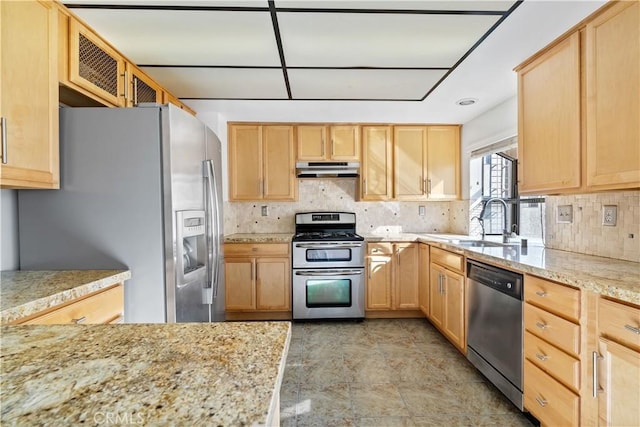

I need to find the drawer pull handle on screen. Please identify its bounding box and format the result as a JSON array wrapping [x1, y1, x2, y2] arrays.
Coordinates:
[[535, 396, 548, 407], [72, 316, 87, 324], [624, 324, 640, 335], [535, 353, 548, 361], [535, 291, 547, 297], [535, 322, 548, 330]]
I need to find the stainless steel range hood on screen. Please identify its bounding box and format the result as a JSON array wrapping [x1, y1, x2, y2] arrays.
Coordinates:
[[296, 162, 359, 178]]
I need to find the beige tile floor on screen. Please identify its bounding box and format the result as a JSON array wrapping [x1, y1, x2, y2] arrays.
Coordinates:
[[280, 318, 536, 427]]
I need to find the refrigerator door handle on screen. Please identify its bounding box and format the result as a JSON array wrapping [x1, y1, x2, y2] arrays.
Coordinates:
[[205, 159, 221, 303]]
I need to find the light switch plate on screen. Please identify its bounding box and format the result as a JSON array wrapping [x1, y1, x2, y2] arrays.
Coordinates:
[[261, 206, 268, 216], [602, 205, 617, 226], [557, 205, 573, 223], [418, 205, 426, 216]]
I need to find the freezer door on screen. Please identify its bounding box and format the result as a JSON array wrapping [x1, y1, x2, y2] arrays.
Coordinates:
[[162, 105, 209, 323]]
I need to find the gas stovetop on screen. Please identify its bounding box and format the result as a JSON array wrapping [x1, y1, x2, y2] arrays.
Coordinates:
[[292, 231, 364, 242]]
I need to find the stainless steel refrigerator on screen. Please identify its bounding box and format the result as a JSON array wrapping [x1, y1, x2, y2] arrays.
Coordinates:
[[18, 104, 224, 323]]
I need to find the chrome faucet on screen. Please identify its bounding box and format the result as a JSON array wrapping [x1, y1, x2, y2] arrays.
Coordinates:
[[479, 197, 515, 243]]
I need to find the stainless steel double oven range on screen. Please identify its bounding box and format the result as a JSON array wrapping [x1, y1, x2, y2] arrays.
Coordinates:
[[292, 212, 365, 320]]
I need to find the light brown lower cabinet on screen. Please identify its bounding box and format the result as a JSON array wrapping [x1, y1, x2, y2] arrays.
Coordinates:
[[365, 242, 419, 314], [428, 247, 465, 353], [224, 243, 291, 317], [11, 284, 124, 325]]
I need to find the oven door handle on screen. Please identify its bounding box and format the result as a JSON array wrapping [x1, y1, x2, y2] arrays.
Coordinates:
[[294, 243, 363, 249], [295, 270, 364, 277]]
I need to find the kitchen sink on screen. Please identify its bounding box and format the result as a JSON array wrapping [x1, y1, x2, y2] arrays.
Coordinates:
[[447, 239, 510, 248]]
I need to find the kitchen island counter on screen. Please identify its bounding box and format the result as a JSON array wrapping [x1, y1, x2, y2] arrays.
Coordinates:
[[1, 321, 290, 426], [0, 270, 131, 324]]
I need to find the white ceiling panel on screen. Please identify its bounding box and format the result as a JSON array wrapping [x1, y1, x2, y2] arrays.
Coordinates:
[[288, 69, 447, 100], [278, 12, 500, 67], [70, 9, 279, 66], [275, 1, 516, 12], [141, 67, 288, 99]]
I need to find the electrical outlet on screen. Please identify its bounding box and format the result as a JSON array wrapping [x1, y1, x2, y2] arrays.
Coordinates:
[[557, 205, 573, 223], [602, 205, 617, 226], [261, 206, 268, 216], [418, 205, 426, 216]]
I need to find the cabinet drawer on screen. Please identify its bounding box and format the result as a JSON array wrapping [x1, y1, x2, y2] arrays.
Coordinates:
[[525, 303, 580, 356], [430, 247, 464, 273], [224, 243, 289, 257], [367, 242, 393, 255], [525, 275, 580, 321], [524, 359, 579, 427], [525, 331, 580, 392], [599, 298, 640, 350], [20, 285, 124, 325]]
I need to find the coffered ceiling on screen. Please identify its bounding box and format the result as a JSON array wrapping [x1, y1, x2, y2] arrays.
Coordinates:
[[63, 0, 522, 101]]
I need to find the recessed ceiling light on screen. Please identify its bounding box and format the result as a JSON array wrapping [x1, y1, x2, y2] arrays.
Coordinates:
[[456, 98, 478, 106]]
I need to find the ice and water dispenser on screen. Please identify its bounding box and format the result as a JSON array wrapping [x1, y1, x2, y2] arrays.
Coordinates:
[[176, 210, 207, 287]]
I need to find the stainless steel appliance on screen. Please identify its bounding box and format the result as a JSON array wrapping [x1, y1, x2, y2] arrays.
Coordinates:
[[467, 259, 524, 410], [17, 104, 224, 323], [291, 212, 365, 320]]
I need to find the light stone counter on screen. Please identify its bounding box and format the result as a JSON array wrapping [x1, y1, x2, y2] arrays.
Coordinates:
[[224, 233, 293, 244], [1, 322, 290, 426], [0, 270, 131, 324], [363, 233, 640, 305]]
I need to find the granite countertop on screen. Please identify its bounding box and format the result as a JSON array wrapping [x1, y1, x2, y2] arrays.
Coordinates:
[[0, 270, 131, 324], [224, 233, 293, 244], [363, 233, 640, 305], [1, 322, 290, 426]]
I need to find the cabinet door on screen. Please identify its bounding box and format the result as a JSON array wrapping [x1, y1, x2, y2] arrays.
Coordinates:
[[418, 244, 430, 317], [256, 257, 291, 311], [426, 126, 460, 200], [128, 65, 162, 107], [224, 258, 256, 310], [443, 270, 466, 351], [394, 126, 427, 200], [585, 1, 640, 190], [263, 125, 296, 200], [429, 264, 445, 328], [229, 125, 262, 200], [393, 243, 419, 309], [366, 254, 392, 310], [517, 32, 581, 194], [361, 126, 392, 200], [598, 338, 640, 427], [0, 0, 59, 189], [330, 125, 359, 160], [297, 125, 327, 160], [69, 18, 126, 107]]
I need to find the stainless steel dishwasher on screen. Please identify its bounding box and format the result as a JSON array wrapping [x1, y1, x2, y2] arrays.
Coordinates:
[[467, 260, 524, 410]]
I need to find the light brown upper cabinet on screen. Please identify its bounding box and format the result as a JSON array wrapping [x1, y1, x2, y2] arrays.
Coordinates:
[[67, 17, 126, 107], [0, 0, 59, 189], [361, 126, 393, 201], [126, 64, 162, 107], [297, 124, 359, 161], [585, 1, 639, 191], [516, 1, 639, 194], [394, 125, 461, 200], [517, 32, 581, 194], [228, 124, 296, 201], [163, 91, 196, 116]]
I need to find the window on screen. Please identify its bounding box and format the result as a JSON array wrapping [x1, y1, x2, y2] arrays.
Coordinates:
[[469, 143, 545, 241]]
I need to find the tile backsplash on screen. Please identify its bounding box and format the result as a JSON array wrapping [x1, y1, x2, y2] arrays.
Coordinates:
[[224, 179, 458, 236], [545, 190, 640, 262]]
